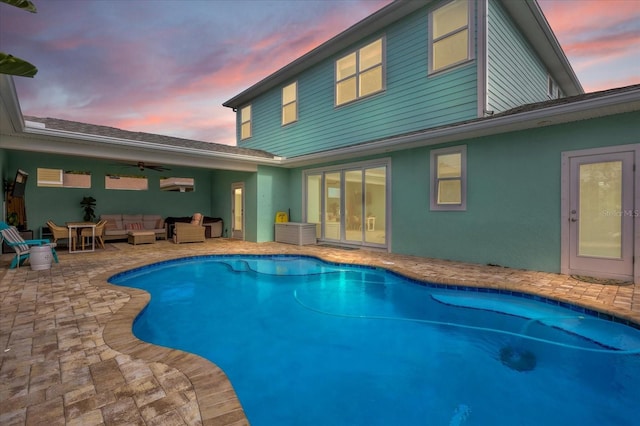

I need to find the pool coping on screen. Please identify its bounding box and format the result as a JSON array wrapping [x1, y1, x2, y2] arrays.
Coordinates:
[[93, 251, 640, 425]]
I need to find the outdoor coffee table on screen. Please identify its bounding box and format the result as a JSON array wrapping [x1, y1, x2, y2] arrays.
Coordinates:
[[127, 231, 156, 245]]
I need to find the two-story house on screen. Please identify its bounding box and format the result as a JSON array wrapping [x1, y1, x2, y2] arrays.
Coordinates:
[[222, 0, 639, 283], [0, 0, 638, 283]]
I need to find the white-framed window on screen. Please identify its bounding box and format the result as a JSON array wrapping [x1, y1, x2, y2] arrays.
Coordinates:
[[240, 105, 252, 140], [335, 37, 384, 106], [105, 174, 148, 191], [430, 145, 467, 211], [282, 81, 298, 126], [37, 168, 91, 188], [429, 0, 472, 74]]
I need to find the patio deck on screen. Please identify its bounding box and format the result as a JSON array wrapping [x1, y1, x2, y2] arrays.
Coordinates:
[[1, 239, 638, 425]]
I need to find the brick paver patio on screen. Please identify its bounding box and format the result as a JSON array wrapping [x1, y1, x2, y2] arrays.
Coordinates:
[[1, 239, 638, 425]]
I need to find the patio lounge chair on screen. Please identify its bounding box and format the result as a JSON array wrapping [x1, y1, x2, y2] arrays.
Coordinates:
[[0, 222, 58, 269], [172, 213, 205, 244], [46, 220, 77, 250]]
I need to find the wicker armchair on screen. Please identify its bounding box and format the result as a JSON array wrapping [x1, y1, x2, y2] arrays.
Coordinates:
[[47, 220, 77, 250], [80, 219, 107, 249], [172, 213, 205, 243]]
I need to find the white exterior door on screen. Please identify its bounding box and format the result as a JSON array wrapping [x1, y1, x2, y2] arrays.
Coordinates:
[[562, 146, 637, 282], [231, 182, 244, 240]]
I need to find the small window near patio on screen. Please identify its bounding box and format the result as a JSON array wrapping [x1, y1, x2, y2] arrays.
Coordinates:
[[105, 174, 148, 191], [430, 145, 466, 211]]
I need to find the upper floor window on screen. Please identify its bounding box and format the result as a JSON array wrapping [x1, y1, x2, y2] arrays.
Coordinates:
[[335, 38, 384, 106], [282, 81, 298, 126], [429, 0, 472, 74], [240, 105, 252, 140], [430, 145, 467, 211]]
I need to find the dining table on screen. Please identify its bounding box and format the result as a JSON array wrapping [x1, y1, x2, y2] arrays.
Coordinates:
[[66, 221, 96, 253]]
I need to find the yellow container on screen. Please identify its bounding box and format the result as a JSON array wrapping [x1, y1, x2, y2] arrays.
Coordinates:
[[275, 212, 289, 223]]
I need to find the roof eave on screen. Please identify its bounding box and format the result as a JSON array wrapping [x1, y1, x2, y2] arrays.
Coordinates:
[[500, 0, 583, 95]]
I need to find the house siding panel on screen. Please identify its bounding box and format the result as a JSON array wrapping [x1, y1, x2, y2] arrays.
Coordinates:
[[486, 0, 549, 112], [239, 3, 478, 158]]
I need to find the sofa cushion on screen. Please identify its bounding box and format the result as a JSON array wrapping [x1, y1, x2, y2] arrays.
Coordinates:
[[122, 214, 143, 229], [101, 214, 123, 230], [125, 222, 144, 230], [142, 215, 163, 230]]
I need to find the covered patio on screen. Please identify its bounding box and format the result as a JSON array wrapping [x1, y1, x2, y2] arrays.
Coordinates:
[[1, 239, 638, 425]]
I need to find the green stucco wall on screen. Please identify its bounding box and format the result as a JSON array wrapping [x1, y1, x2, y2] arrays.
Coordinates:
[[5, 151, 215, 237], [255, 166, 292, 242], [210, 170, 255, 239], [390, 112, 639, 272]]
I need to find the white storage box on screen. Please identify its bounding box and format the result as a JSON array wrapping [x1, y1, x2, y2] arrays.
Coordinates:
[[275, 222, 317, 246]]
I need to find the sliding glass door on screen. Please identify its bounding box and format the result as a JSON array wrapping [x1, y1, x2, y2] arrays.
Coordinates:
[[304, 160, 388, 248]]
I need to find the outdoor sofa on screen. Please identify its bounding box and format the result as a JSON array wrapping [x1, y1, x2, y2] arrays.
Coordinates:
[[100, 214, 167, 241]]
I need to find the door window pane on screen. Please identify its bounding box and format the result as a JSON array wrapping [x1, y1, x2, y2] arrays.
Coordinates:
[[306, 174, 322, 238], [345, 170, 363, 243], [324, 173, 341, 240], [365, 167, 386, 245], [233, 188, 243, 232], [578, 161, 622, 258]]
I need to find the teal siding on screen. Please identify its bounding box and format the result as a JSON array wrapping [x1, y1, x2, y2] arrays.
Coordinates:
[[240, 3, 478, 158], [486, 0, 550, 112]]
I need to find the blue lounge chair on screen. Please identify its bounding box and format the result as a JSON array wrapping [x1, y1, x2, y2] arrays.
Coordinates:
[[0, 222, 58, 269]]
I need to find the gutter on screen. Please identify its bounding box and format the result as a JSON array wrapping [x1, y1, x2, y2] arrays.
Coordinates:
[[18, 125, 283, 166]]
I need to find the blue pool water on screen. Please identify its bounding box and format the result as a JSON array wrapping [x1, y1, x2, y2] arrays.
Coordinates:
[[110, 255, 640, 425]]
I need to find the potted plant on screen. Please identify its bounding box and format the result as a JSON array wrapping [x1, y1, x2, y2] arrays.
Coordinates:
[[80, 196, 96, 222]]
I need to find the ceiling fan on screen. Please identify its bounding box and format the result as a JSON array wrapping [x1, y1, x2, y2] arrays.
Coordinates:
[[122, 161, 171, 172]]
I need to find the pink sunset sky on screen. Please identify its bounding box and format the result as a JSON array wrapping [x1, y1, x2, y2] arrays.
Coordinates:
[[1, 0, 638, 146]]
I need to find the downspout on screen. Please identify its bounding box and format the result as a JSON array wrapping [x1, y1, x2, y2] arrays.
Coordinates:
[[477, 0, 489, 117]]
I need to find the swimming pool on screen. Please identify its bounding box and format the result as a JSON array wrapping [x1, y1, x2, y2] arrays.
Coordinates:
[[110, 255, 640, 425]]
